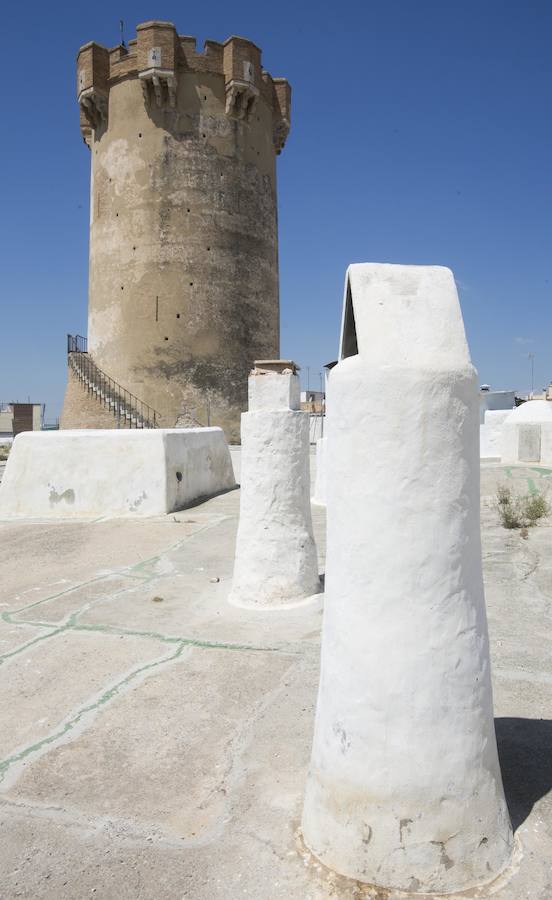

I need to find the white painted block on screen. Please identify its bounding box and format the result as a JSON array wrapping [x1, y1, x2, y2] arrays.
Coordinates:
[[480, 409, 510, 460], [248, 370, 300, 411], [0, 428, 235, 518], [302, 264, 512, 893]]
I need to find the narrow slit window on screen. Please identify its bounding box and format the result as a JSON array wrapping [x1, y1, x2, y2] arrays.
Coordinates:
[[341, 280, 358, 359]]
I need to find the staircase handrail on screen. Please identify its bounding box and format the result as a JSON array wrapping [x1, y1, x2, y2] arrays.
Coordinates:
[[67, 335, 160, 428]]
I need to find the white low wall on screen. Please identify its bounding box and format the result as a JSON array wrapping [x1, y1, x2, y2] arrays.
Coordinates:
[[480, 410, 510, 460], [0, 428, 236, 518]]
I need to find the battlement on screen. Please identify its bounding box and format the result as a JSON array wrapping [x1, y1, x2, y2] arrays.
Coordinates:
[[77, 21, 291, 152]]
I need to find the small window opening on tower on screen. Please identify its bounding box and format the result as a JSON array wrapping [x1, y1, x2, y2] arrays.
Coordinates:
[[341, 279, 358, 359], [176, 313, 180, 319], [138, 132, 142, 138], [164, 336, 169, 341], [189, 282, 193, 287], [155, 296, 159, 322]]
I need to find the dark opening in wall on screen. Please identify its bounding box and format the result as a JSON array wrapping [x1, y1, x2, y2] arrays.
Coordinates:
[[189, 282, 193, 287], [176, 313, 180, 319], [164, 336, 169, 341], [341, 279, 358, 359], [155, 297, 159, 322]]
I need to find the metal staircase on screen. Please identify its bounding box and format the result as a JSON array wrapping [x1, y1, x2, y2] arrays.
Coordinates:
[[67, 335, 160, 429]]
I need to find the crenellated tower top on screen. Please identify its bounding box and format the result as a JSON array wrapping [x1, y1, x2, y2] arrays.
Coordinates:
[[77, 20, 291, 153]]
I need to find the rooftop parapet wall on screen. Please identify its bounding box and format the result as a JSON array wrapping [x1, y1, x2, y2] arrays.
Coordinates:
[[76, 21, 291, 152]]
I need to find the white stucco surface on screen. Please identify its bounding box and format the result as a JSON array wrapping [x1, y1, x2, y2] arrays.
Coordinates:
[[311, 437, 327, 506], [480, 410, 510, 460], [500, 400, 552, 465], [0, 428, 235, 519], [302, 264, 512, 893], [248, 370, 301, 411], [229, 371, 320, 608]]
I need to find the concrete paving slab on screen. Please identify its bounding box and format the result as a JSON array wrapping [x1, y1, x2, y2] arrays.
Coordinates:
[[6, 646, 300, 840], [75, 513, 325, 650], [0, 457, 550, 898], [0, 620, 55, 656], [0, 518, 209, 610], [9, 574, 140, 626], [0, 630, 171, 778]]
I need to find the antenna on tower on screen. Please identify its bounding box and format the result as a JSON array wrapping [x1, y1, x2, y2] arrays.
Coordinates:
[[120, 19, 126, 48]]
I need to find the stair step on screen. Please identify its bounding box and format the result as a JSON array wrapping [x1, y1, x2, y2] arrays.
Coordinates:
[[69, 344, 159, 428]]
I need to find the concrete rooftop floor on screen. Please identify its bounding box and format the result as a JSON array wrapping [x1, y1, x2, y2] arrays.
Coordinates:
[[0, 451, 550, 899]]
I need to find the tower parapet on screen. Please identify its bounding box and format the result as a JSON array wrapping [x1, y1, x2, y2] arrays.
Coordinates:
[[77, 23, 291, 153], [64, 21, 292, 441]]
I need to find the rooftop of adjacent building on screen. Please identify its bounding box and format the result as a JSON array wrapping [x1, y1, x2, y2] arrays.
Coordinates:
[[0, 456, 550, 897]]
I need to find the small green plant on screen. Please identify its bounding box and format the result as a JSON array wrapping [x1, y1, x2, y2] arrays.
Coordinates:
[[524, 492, 549, 524], [496, 485, 549, 530]]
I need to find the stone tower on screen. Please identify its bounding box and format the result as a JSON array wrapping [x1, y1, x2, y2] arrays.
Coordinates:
[[61, 21, 291, 441]]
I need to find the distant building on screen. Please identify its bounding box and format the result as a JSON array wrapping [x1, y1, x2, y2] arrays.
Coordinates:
[[479, 387, 517, 424], [0, 403, 44, 440], [301, 390, 325, 414]]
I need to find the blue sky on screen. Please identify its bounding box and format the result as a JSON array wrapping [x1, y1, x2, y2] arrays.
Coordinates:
[[1, 0, 550, 419]]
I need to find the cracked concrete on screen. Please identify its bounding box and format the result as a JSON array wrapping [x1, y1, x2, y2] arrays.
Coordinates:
[[0, 455, 550, 898]]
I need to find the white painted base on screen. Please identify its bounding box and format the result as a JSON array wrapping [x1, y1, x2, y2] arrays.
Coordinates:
[[302, 264, 512, 893], [229, 410, 321, 608], [311, 437, 327, 506], [0, 428, 236, 518]]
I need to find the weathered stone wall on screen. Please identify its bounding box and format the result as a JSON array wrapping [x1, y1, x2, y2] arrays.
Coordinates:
[[64, 23, 291, 442]]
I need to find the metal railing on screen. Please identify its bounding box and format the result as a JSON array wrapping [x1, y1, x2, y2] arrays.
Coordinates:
[[67, 334, 88, 354], [67, 334, 160, 429]]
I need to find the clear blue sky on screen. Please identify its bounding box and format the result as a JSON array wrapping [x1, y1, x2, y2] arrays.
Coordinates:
[[1, 0, 551, 419]]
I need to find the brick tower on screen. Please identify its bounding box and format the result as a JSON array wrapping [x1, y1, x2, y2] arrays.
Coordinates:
[[61, 21, 291, 441]]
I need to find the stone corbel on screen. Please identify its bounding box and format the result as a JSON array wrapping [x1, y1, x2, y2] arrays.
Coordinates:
[[139, 70, 177, 108], [225, 80, 259, 121], [78, 88, 108, 130], [273, 116, 290, 154]]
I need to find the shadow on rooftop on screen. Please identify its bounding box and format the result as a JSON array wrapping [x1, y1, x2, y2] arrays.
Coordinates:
[[495, 716, 552, 831]]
